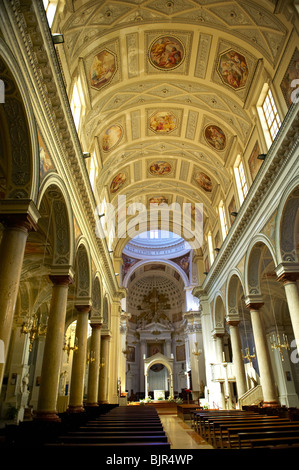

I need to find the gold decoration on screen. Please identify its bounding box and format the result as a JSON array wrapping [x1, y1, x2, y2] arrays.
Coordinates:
[[21, 314, 47, 352]]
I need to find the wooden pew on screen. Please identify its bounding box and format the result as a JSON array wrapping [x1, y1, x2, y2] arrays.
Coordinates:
[[238, 429, 299, 449], [81, 424, 164, 430], [44, 442, 172, 448], [194, 410, 257, 434], [67, 430, 166, 437], [53, 434, 169, 444], [249, 436, 299, 449], [195, 411, 259, 438], [222, 423, 299, 449], [177, 405, 202, 421], [42, 404, 170, 448], [210, 417, 289, 447]]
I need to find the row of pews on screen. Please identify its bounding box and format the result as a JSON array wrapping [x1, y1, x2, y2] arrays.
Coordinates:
[[191, 408, 299, 449], [42, 405, 171, 449]]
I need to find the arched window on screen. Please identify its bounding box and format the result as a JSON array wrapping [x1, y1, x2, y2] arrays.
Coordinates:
[[234, 156, 248, 205], [262, 88, 281, 141], [208, 232, 214, 265], [219, 201, 228, 240]]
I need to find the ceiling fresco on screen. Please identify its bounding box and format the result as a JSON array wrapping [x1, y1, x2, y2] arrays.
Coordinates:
[[56, 0, 291, 247]]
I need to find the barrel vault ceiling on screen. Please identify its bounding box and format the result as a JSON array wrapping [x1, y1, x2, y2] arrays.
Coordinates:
[[55, 0, 292, 245]]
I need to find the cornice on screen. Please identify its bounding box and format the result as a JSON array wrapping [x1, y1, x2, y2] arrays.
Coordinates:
[[6, 0, 119, 297]]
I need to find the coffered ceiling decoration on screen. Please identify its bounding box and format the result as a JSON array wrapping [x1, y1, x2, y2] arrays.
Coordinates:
[[57, 0, 292, 246]]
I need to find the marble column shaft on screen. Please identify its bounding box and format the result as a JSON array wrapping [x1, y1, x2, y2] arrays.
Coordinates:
[[36, 274, 72, 421], [68, 304, 91, 413], [228, 321, 247, 398], [279, 274, 299, 350], [0, 214, 37, 389], [86, 323, 102, 407], [248, 303, 279, 406], [98, 335, 110, 403]]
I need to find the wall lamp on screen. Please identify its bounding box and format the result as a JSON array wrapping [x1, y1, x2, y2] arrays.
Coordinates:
[[52, 33, 64, 44]]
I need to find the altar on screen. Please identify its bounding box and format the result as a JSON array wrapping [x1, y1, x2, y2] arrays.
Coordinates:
[[153, 390, 165, 401]]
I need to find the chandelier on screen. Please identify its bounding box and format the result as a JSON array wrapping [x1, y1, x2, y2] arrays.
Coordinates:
[[270, 333, 290, 361], [87, 350, 95, 364], [63, 335, 78, 362], [192, 342, 202, 358], [21, 313, 47, 351], [242, 346, 256, 363]]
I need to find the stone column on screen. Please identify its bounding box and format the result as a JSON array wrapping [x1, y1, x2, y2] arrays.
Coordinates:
[[98, 335, 110, 403], [35, 271, 73, 421], [108, 302, 121, 404], [139, 340, 147, 394], [212, 329, 226, 409], [145, 373, 149, 399], [119, 312, 130, 395], [213, 330, 225, 363], [276, 264, 299, 350], [68, 304, 91, 413], [86, 322, 102, 407], [226, 317, 247, 399], [184, 311, 205, 399], [245, 298, 279, 407], [0, 204, 39, 390]]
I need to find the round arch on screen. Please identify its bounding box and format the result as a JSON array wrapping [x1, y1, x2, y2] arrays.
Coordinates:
[[213, 293, 226, 330], [111, 215, 203, 258], [226, 268, 245, 316], [275, 177, 299, 264], [144, 352, 174, 399], [74, 237, 92, 300], [37, 173, 75, 268], [0, 38, 40, 203], [91, 274, 103, 322], [102, 293, 110, 329], [122, 258, 190, 288], [244, 234, 278, 298]]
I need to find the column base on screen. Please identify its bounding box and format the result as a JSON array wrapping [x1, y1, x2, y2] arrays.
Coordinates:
[[67, 405, 85, 413], [85, 402, 99, 407], [34, 411, 61, 422], [262, 401, 281, 408]]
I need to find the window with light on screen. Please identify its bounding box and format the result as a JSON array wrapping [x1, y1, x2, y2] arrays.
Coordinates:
[[234, 158, 248, 205], [219, 202, 228, 240], [42, 0, 57, 27], [208, 232, 214, 264], [262, 88, 281, 142]]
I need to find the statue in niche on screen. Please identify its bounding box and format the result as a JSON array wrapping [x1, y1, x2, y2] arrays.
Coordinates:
[[137, 288, 171, 327]]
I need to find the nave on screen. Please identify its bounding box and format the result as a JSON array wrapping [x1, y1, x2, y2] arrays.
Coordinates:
[[2, 403, 299, 451]]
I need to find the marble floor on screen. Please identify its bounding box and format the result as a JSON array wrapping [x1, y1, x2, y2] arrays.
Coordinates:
[[158, 413, 214, 449]]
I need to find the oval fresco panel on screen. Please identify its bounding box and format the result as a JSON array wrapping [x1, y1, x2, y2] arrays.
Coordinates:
[[149, 196, 168, 206], [150, 111, 177, 133], [102, 125, 123, 152], [204, 125, 226, 151], [194, 172, 212, 192], [218, 49, 248, 90], [110, 172, 127, 193], [149, 161, 172, 176], [149, 36, 184, 70], [90, 50, 116, 90]]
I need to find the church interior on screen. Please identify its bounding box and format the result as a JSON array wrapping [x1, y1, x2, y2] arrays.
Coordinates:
[[0, 0, 299, 451]]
